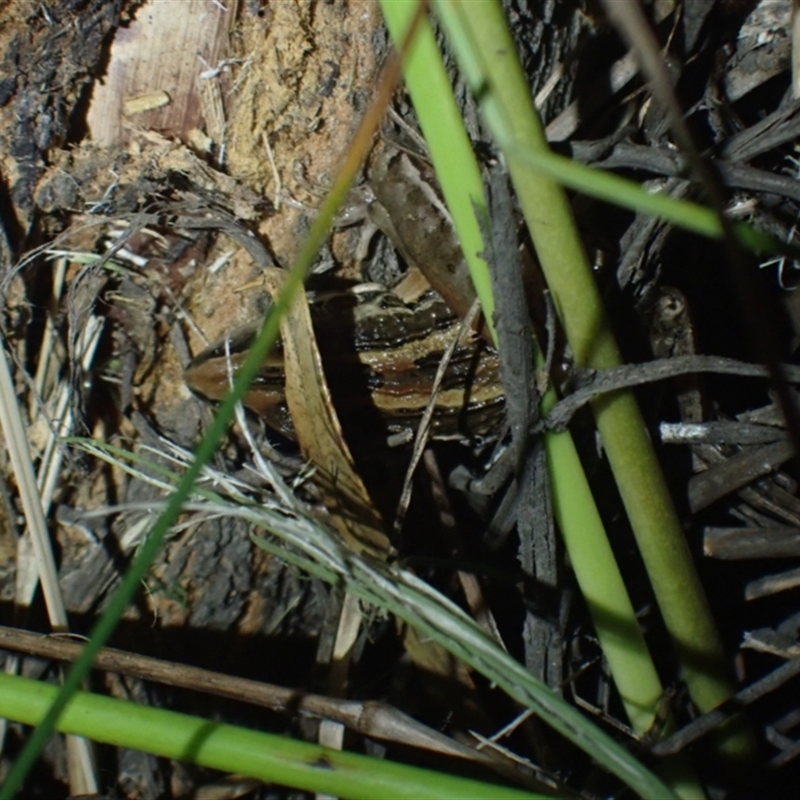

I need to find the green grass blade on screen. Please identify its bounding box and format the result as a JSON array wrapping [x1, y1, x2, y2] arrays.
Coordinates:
[[377, 2, 686, 796], [378, 0, 496, 336], [0, 673, 544, 800], [433, 0, 755, 766]]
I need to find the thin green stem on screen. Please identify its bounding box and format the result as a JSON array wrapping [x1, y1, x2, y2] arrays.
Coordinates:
[[0, 673, 543, 800], [435, 0, 754, 763]]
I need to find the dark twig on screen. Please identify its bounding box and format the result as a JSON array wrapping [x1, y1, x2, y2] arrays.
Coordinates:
[[651, 657, 800, 757], [545, 355, 800, 432]]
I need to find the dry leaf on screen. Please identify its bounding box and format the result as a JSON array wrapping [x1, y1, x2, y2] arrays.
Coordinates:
[[261, 268, 392, 559], [263, 269, 474, 688]]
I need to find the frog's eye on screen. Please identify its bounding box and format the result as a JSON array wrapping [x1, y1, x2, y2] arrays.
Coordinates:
[[377, 294, 406, 311]]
